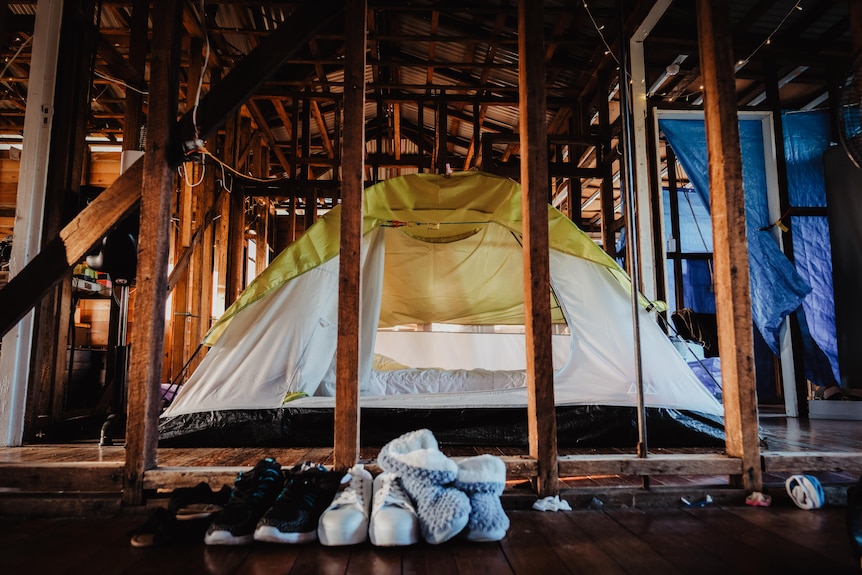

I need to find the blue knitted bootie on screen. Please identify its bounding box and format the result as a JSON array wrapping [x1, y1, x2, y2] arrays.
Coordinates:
[[378, 429, 470, 544], [455, 454, 509, 541]]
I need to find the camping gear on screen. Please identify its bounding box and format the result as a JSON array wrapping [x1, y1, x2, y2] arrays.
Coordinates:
[[368, 472, 420, 547], [159, 171, 725, 447], [204, 457, 284, 546], [455, 454, 510, 542], [318, 464, 374, 546], [377, 429, 471, 545]]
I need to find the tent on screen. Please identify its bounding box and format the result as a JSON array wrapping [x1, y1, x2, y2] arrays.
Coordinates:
[[159, 171, 725, 447]]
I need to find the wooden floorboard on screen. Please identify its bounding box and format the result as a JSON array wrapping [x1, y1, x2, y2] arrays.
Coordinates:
[[0, 506, 858, 574], [563, 509, 684, 574]]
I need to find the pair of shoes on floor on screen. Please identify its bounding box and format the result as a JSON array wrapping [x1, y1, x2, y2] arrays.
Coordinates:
[[317, 464, 420, 547], [377, 429, 509, 544], [204, 458, 342, 545], [204, 457, 285, 545], [254, 462, 343, 544], [130, 482, 232, 547]]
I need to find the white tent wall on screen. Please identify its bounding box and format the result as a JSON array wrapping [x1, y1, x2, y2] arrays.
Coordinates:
[[164, 228, 386, 416], [374, 331, 573, 371], [549, 250, 722, 415], [162, 259, 340, 415], [163, 222, 723, 419]]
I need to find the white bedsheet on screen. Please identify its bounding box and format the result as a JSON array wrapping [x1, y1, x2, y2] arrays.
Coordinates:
[[365, 368, 526, 396]]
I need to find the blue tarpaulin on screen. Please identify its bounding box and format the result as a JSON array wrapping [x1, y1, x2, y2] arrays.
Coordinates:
[[660, 116, 836, 386], [782, 110, 840, 384]]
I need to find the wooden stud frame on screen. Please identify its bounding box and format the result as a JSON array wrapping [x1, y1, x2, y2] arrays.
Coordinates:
[[333, 0, 366, 469], [518, 0, 559, 497], [696, 0, 762, 492]]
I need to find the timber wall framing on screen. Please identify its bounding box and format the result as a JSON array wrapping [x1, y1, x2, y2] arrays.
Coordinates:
[[1, 0, 857, 505]]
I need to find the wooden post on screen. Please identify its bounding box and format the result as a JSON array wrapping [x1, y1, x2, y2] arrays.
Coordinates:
[[598, 71, 616, 257], [123, 0, 183, 505], [375, 98, 384, 183], [666, 146, 685, 309], [224, 112, 245, 304], [122, 0, 148, 154], [302, 101, 315, 228], [334, 0, 366, 470], [255, 135, 270, 272], [764, 50, 807, 419], [853, 0, 862, 53], [518, 0, 558, 497], [0, 0, 63, 447], [436, 94, 449, 174], [290, 97, 299, 181], [189, 167, 208, 369], [169, 255, 190, 381], [696, 0, 762, 492], [193, 165, 218, 368], [29, 0, 97, 439], [417, 99, 425, 173], [0, 2, 344, 342]]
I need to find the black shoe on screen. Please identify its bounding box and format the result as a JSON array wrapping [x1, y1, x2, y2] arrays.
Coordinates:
[[204, 458, 284, 545], [253, 462, 344, 544], [130, 482, 233, 547]]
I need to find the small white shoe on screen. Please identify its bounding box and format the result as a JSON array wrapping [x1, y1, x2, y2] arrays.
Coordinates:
[[317, 464, 373, 546], [369, 472, 420, 547]]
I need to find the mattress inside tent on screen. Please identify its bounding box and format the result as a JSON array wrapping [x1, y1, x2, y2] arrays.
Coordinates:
[[159, 331, 726, 447]]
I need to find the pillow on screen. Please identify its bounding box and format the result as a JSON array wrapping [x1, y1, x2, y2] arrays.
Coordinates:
[[372, 353, 411, 371]]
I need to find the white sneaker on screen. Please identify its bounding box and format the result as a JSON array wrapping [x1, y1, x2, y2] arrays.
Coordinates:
[[369, 472, 420, 547], [317, 464, 373, 546]]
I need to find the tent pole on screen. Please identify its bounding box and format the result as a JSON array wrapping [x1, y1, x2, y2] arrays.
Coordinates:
[[616, 0, 648, 459]]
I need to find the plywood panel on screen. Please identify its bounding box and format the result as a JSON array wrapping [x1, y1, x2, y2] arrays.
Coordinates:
[[0, 158, 20, 183], [0, 183, 17, 206], [86, 156, 121, 187]]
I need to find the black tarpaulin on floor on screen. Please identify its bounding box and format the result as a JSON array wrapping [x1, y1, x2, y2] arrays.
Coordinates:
[[158, 405, 725, 448]]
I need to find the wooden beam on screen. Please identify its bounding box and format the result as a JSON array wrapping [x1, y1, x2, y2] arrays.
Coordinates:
[[762, 451, 862, 474], [558, 453, 743, 477], [519, 0, 558, 497], [123, 0, 183, 506], [195, 169, 217, 359], [225, 113, 245, 305], [247, 99, 292, 174], [393, 102, 401, 161], [237, 128, 261, 172], [853, 0, 862, 52], [435, 96, 448, 173], [272, 99, 294, 142], [96, 34, 146, 93], [122, 0, 147, 154], [0, 2, 342, 340], [333, 0, 366, 470], [598, 71, 616, 256], [0, 461, 124, 492], [696, 0, 761, 493], [176, 0, 344, 149], [310, 99, 335, 159], [0, 162, 143, 340], [167, 185, 225, 293], [179, 162, 194, 248], [290, 97, 300, 179]]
